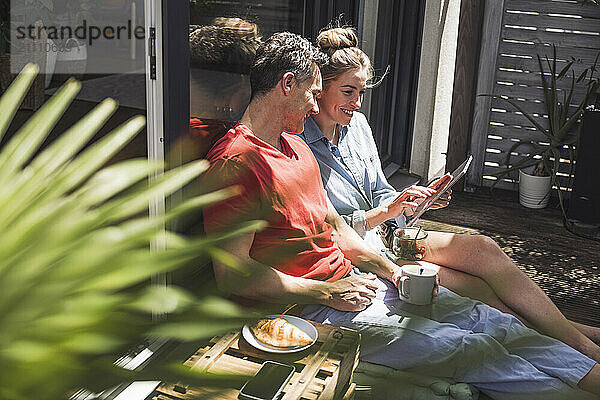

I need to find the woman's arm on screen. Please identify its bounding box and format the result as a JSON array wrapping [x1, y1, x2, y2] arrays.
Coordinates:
[[325, 199, 397, 281], [364, 186, 435, 230], [352, 115, 432, 229]]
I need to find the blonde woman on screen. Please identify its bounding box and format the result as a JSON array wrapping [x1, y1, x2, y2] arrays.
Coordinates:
[[299, 25, 600, 362]]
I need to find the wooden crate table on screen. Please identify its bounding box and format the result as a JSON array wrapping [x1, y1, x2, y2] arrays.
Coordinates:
[[153, 321, 360, 400]]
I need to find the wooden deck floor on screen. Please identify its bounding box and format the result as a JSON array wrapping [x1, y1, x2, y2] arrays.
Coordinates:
[[418, 187, 600, 327]]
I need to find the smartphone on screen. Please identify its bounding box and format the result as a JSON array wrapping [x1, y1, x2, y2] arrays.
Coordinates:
[[238, 361, 295, 400]]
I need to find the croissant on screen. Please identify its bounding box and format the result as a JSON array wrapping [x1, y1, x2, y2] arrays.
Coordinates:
[[252, 318, 313, 347]]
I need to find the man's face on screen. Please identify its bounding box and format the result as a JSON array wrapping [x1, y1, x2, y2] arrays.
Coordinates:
[[282, 65, 322, 134]]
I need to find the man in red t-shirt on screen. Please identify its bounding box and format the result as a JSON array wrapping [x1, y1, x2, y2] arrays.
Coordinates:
[[202, 32, 600, 397], [203, 32, 406, 311]]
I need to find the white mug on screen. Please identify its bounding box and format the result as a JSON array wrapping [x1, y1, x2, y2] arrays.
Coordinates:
[[398, 265, 437, 305]]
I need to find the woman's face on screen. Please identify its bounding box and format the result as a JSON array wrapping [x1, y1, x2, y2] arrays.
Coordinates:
[[318, 67, 368, 126]]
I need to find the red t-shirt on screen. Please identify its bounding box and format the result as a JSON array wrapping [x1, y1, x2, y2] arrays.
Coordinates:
[[189, 118, 232, 160], [203, 124, 352, 282]]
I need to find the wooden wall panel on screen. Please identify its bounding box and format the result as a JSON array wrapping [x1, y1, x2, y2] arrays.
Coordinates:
[[508, 0, 600, 18], [447, 0, 485, 189], [498, 41, 600, 65], [468, 0, 507, 188], [490, 97, 579, 116], [468, 0, 600, 192], [502, 27, 600, 49], [491, 83, 589, 102], [503, 11, 600, 33]]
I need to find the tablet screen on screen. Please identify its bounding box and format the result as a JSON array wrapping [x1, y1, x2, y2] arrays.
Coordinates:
[[406, 155, 473, 227]]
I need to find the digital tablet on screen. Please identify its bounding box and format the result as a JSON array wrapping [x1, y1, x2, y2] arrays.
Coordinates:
[[406, 155, 473, 227]]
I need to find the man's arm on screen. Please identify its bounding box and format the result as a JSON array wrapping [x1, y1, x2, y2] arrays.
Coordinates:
[[212, 229, 379, 311], [325, 200, 440, 299], [325, 199, 397, 282], [213, 229, 331, 304]]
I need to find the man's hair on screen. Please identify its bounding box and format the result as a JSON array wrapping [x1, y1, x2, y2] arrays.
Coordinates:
[[189, 18, 261, 74], [250, 32, 327, 99]]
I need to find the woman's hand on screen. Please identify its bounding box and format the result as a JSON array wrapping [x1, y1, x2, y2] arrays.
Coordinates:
[[391, 264, 440, 302], [387, 185, 437, 218], [323, 273, 379, 311], [427, 174, 452, 210], [430, 191, 451, 210]]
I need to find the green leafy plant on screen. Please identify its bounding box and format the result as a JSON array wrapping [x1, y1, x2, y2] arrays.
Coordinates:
[[0, 64, 264, 400], [485, 46, 599, 216]]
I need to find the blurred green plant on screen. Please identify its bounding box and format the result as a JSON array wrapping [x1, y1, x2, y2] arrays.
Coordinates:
[[0, 64, 264, 400], [484, 46, 599, 216]]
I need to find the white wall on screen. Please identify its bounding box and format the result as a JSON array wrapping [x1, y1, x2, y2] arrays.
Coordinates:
[[410, 0, 462, 182], [359, 0, 379, 121]]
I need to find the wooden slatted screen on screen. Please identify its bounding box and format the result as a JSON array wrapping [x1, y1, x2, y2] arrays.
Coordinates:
[[469, 0, 600, 191]]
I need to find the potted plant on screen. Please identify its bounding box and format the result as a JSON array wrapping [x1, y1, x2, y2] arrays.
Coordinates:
[[0, 64, 262, 399], [52, 0, 94, 80], [486, 46, 599, 215]]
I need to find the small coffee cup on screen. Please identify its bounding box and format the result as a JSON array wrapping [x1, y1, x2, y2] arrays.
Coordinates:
[[398, 265, 437, 305], [392, 227, 428, 261]]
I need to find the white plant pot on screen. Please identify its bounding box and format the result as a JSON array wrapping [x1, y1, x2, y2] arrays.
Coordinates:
[[55, 39, 88, 79], [45, 39, 58, 88], [57, 38, 87, 62], [519, 169, 551, 209]]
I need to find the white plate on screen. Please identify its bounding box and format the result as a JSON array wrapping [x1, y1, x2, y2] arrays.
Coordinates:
[[242, 315, 318, 354]]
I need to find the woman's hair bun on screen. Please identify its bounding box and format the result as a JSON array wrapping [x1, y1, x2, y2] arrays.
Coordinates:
[[317, 27, 359, 55]]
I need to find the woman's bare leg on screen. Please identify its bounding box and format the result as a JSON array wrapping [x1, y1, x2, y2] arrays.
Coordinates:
[[578, 363, 600, 396], [431, 265, 530, 324], [573, 321, 600, 345], [421, 230, 600, 361], [433, 264, 600, 396]]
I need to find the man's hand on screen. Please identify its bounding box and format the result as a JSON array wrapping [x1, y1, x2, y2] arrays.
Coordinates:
[[390, 263, 440, 303], [387, 185, 437, 218], [324, 274, 379, 311], [427, 173, 452, 210]]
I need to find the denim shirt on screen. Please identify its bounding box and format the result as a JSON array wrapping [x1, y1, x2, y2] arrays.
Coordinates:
[[298, 113, 406, 251]]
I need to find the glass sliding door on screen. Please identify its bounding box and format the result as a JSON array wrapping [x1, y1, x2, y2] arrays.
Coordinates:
[[3, 0, 148, 164], [187, 0, 361, 137], [188, 0, 306, 141], [367, 0, 425, 172]]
